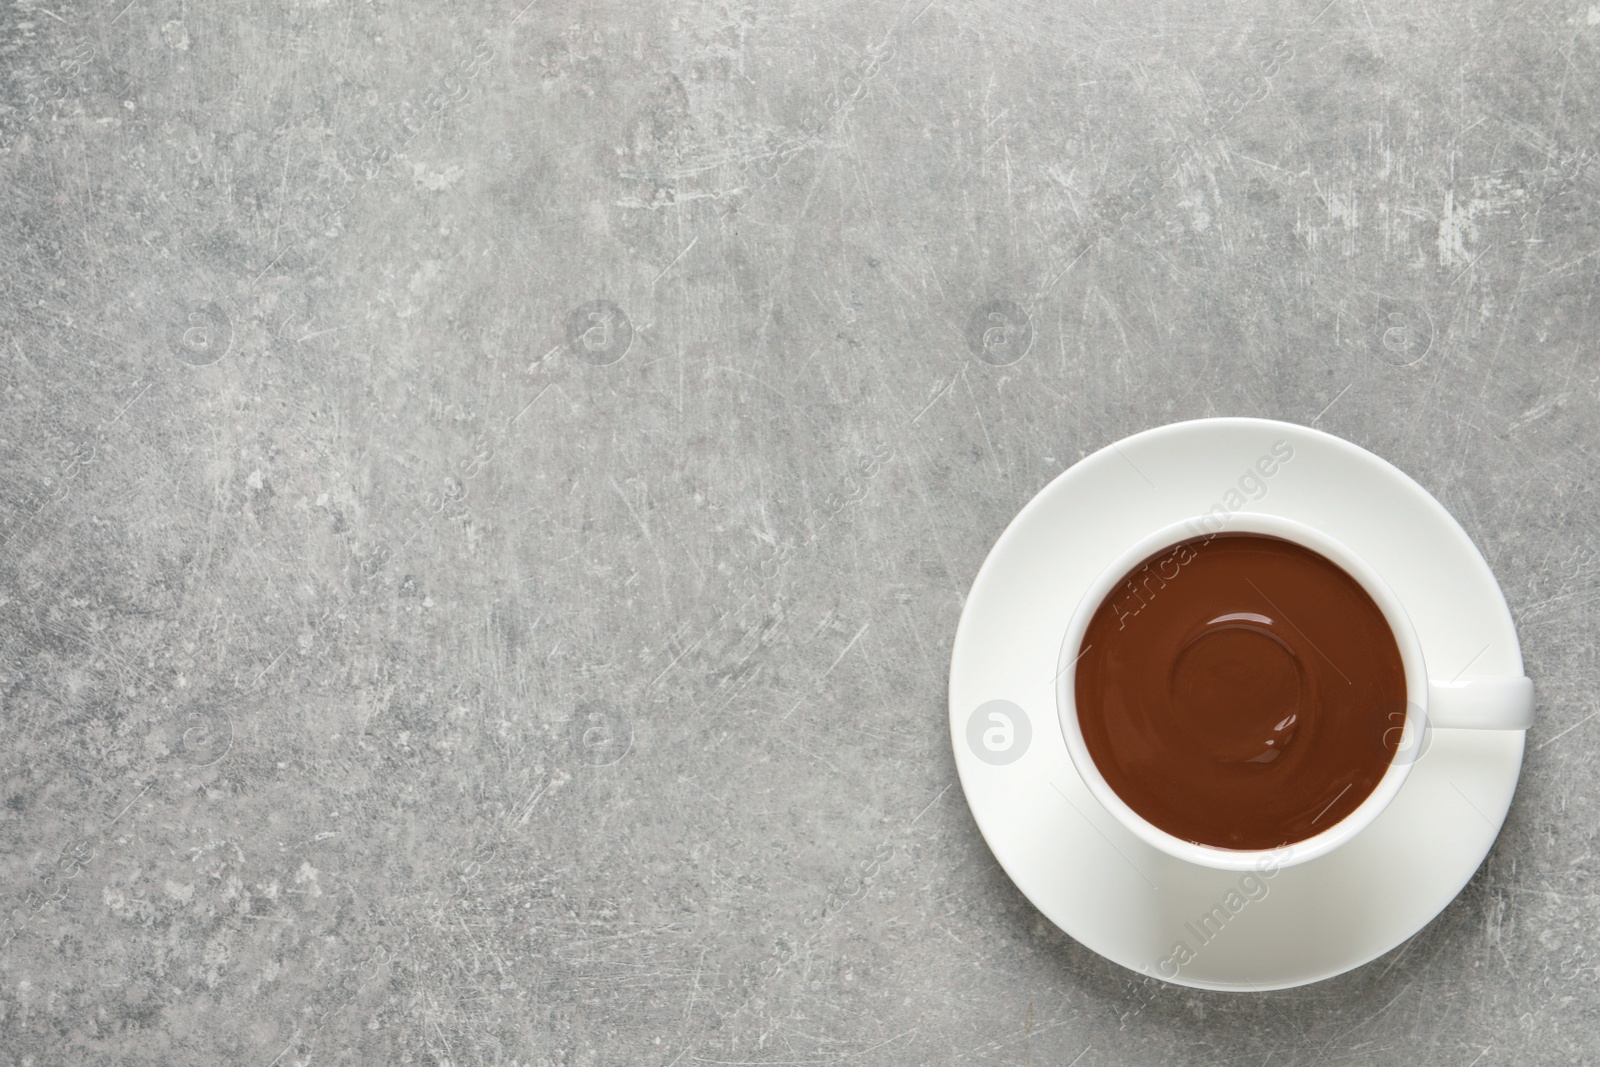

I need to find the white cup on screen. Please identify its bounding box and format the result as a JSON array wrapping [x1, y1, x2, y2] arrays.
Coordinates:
[[1055, 511, 1534, 872]]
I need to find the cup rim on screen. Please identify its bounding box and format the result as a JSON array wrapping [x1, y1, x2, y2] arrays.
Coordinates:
[[1055, 511, 1429, 872]]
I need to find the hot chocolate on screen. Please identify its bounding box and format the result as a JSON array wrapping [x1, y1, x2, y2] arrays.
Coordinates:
[[1073, 533, 1405, 850]]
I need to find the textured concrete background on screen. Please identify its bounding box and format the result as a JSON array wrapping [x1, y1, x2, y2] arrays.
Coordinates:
[[1, 0, 1597, 1063]]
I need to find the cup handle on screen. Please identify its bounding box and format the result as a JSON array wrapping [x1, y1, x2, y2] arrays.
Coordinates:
[[1428, 676, 1535, 730]]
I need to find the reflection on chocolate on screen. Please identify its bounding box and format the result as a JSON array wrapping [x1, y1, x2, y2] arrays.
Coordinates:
[[1075, 534, 1405, 850]]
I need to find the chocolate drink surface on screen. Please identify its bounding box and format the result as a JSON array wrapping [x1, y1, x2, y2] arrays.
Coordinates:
[[1074, 533, 1406, 850]]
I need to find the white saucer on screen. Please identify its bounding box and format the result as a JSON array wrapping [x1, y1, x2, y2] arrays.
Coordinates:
[[949, 417, 1528, 991]]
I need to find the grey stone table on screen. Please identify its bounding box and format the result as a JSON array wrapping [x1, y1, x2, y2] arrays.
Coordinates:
[[2, 0, 1596, 1063]]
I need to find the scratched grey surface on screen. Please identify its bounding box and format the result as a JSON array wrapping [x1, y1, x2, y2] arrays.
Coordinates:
[[1, 0, 1598, 1063]]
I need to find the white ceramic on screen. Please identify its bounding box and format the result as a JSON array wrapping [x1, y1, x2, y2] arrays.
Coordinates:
[[949, 417, 1533, 990], [1055, 511, 1534, 872]]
